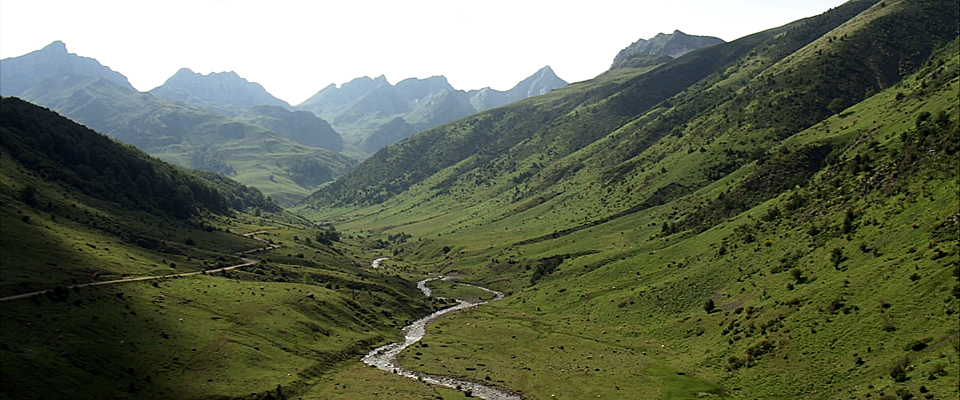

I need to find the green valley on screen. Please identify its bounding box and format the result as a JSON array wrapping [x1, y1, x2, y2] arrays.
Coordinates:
[[2, 0, 958, 399], [295, 0, 959, 398]]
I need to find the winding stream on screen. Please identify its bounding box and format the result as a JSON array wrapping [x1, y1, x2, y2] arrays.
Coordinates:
[[362, 263, 522, 399]]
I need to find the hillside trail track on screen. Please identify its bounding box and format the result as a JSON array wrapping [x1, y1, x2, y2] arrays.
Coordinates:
[[362, 258, 523, 400], [0, 231, 278, 302]]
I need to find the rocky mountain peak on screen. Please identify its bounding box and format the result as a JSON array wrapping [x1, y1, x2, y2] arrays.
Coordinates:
[[0, 40, 135, 96], [149, 68, 290, 112], [610, 31, 724, 70]]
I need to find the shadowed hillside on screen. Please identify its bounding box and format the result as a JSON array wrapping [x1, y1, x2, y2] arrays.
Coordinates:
[[0, 97, 450, 400]]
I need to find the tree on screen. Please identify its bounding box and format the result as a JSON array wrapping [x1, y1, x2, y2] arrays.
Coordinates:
[[830, 247, 845, 270], [704, 298, 716, 313], [827, 97, 845, 115], [316, 227, 340, 245]]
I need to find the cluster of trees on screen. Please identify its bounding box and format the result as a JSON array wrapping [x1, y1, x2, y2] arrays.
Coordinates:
[[315, 226, 340, 246]]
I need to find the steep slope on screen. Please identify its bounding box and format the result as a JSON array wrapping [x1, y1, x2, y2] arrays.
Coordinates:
[[0, 96, 276, 292], [400, 57, 958, 397], [0, 41, 135, 97], [149, 68, 291, 114], [295, 1, 958, 398], [610, 30, 725, 70], [358, 117, 420, 154], [299, 0, 883, 210], [0, 97, 448, 400], [237, 104, 345, 151]]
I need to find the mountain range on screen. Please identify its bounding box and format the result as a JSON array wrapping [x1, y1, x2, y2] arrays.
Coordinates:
[[0, 42, 357, 205], [0, 42, 581, 203], [295, 66, 569, 153]]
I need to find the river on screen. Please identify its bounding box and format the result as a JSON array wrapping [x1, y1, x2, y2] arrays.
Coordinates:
[[361, 272, 522, 399]]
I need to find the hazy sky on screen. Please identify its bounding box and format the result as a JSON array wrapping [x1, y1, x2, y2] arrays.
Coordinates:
[[1, 0, 848, 105]]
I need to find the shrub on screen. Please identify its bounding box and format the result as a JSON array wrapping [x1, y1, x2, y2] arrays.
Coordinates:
[[726, 356, 744, 370], [895, 388, 914, 400], [889, 357, 910, 382], [704, 298, 716, 313], [790, 268, 807, 284]]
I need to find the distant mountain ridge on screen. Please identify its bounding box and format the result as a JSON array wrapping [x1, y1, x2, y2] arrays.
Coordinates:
[[469, 66, 568, 111], [297, 66, 568, 153], [149, 68, 291, 114], [610, 30, 724, 70], [1, 42, 354, 205], [0, 41, 134, 96]]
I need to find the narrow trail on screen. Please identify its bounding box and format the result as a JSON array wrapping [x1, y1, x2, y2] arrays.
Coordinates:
[[362, 258, 522, 400], [0, 231, 279, 302]]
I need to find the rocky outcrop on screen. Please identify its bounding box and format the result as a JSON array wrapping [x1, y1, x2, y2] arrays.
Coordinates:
[[610, 30, 724, 70]]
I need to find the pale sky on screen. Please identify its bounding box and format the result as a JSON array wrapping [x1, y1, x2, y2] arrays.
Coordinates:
[[1, 0, 848, 105]]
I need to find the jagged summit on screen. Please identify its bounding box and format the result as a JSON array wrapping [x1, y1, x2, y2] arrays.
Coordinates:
[[610, 30, 724, 70], [0, 40, 135, 96], [514, 65, 567, 98], [297, 67, 568, 154], [468, 65, 567, 111], [148, 68, 290, 113]]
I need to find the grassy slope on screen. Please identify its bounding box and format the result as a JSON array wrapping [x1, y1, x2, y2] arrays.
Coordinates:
[[297, 1, 959, 398], [0, 102, 451, 399], [314, 40, 957, 400], [388, 43, 959, 399], [0, 153, 448, 399], [297, 0, 883, 226]]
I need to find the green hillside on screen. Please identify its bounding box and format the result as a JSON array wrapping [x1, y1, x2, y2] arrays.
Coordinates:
[[0, 99, 455, 400], [17, 76, 358, 206], [299, 0, 883, 210], [295, 0, 960, 398]]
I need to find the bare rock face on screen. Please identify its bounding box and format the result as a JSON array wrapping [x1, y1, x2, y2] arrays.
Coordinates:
[[0, 41, 135, 96], [468, 66, 568, 112], [610, 30, 724, 70]]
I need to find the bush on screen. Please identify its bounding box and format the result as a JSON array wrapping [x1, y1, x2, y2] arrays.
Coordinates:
[[790, 268, 807, 284], [890, 357, 910, 382], [726, 356, 744, 370], [895, 387, 914, 400], [830, 247, 845, 270], [704, 298, 716, 313]]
